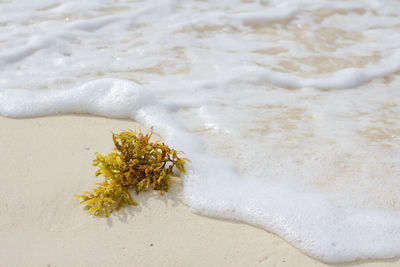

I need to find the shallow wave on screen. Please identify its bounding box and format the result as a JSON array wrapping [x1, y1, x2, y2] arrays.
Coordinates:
[[1, 0, 400, 263]]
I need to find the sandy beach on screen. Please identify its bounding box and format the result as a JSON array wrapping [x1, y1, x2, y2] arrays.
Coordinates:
[[0, 115, 398, 267]]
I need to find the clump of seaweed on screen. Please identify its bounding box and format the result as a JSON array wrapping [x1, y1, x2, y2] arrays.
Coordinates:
[[76, 128, 188, 217]]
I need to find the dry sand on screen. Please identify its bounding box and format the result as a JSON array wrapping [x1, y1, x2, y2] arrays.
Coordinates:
[[0, 115, 398, 267]]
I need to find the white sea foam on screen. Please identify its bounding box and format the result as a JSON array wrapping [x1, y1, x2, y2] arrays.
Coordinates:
[[1, 0, 400, 263]]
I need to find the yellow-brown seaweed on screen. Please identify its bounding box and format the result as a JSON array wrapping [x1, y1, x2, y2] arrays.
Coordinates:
[[76, 128, 188, 217]]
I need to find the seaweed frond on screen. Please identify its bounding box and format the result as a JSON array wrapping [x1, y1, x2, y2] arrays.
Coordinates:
[[76, 127, 188, 217]]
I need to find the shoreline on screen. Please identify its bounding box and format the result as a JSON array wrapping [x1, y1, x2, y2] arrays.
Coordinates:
[[0, 115, 398, 267]]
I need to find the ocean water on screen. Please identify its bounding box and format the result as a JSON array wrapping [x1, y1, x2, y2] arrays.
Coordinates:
[[1, 0, 400, 263]]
